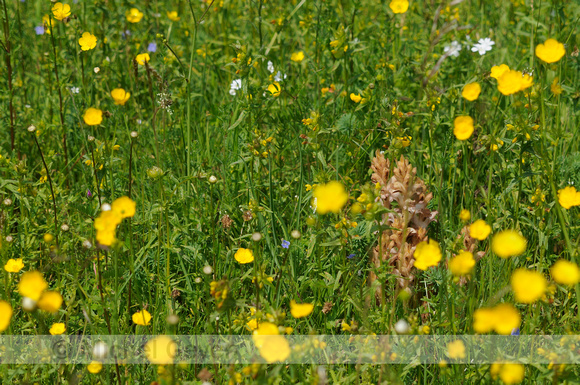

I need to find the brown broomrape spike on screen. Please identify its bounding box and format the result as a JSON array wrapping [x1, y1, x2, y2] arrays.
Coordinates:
[[370, 151, 437, 293]]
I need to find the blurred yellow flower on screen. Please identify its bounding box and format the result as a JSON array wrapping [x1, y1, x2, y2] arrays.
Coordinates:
[[469, 219, 491, 240], [79, 32, 97, 51], [290, 300, 314, 318], [257, 335, 290, 363], [551, 77, 563, 96], [0, 301, 12, 332], [490, 64, 509, 79], [126, 8, 143, 23], [87, 361, 103, 374], [461, 82, 481, 101], [389, 0, 409, 13], [449, 251, 475, 276], [291, 51, 305, 62], [4, 258, 24, 273], [535, 38, 565, 63], [551, 260, 580, 285], [413, 239, 441, 270], [350, 93, 362, 103], [453, 116, 474, 141], [267, 82, 281, 97], [511, 269, 547, 304], [499, 363, 525, 384], [491, 230, 526, 258], [313, 181, 348, 214], [49, 323, 66, 335], [234, 248, 254, 264], [557, 186, 580, 209], [473, 304, 520, 335], [167, 11, 180, 21], [132, 309, 152, 326], [18, 271, 48, 301], [135, 53, 151, 65], [447, 340, 465, 359], [459, 209, 471, 222], [145, 336, 176, 364], [38, 291, 63, 313], [51, 3, 71, 21], [111, 88, 131, 105], [83, 108, 103, 126], [112, 196, 136, 219]]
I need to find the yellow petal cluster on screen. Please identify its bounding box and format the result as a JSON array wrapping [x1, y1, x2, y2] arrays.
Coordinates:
[[558, 186, 580, 209], [473, 303, 520, 335], [413, 239, 441, 270], [510, 269, 547, 304], [313, 181, 348, 214], [491, 230, 526, 258]]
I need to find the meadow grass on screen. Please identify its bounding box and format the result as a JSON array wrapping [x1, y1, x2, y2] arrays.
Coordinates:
[[1, 0, 580, 383]]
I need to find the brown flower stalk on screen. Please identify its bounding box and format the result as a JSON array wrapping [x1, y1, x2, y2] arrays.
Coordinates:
[[370, 151, 437, 291]]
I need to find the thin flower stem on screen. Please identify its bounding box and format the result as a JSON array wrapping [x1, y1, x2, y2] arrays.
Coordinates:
[[32, 133, 59, 246]]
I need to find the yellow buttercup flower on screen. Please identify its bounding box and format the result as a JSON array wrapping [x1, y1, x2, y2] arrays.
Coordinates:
[[453, 116, 474, 140], [257, 334, 290, 363], [18, 271, 48, 301], [313, 181, 348, 214], [0, 301, 12, 332], [535, 38, 565, 64], [87, 361, 103, 374], [499, 363, 525, 384], [350, 93, 362, 103], [4, 258, 24, 273], [132, 309, 152, 326], [389, 0, 409, 14], [413, 239, 441, 270], [267, 82, 282, 97], [469, 219, 491, 240], [490, 64, 509, 79], [290, 300, 314, 318], [145, 336, 176, 364], [252, 322, 290, 362], [51, 3, 71, 21], [491, 230, 526, 258], [83, 108, 103, 126], [135, 53, 151, 65], [551, 260, 580, 285], [447, 340, 466, 359], [79, 32, 97, 51], [291, 51, 305, 62], [461, 82, 481, 101], [49, 323, 66, 335], [497, 70, 533, 95], [167, 11, 180, 21], [449, 251, 475, 276], [557, 186, 580, 209], [473, 303, 520, 335], [234, 248, 254, 264], [510, 269, 547, 304], [37, 291, 63, 313], [126, 8, 143, 23], [459, 209, 471, 222], [112, 196, 136, 219], [111, 88, 131, 105]]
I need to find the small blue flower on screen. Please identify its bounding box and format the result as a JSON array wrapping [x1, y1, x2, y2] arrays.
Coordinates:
[[147, 42, 157, 53], [281, 239, 290, 249], [347, 253, 356, 259], [511, 328, 520, 336], [35, 26, 45, 35]]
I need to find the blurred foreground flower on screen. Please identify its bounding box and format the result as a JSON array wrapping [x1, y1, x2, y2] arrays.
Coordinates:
[[491, 230, 526, 258], [312, 181, 348, 214], [145, 336, 176, 365]]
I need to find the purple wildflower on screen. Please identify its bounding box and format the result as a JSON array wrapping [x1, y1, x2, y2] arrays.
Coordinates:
[[281, 239, 290, 249]]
